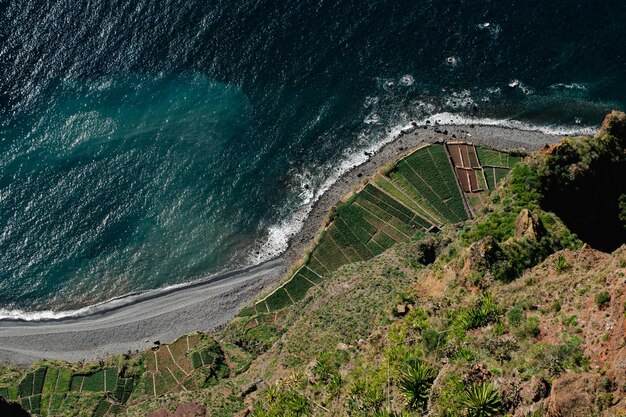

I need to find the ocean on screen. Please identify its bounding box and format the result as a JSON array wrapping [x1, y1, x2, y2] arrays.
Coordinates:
[[1, 0, 625, 318]]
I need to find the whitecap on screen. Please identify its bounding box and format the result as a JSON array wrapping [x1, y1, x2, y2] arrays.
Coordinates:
[[446, 56, 460, 67], [399, 74, 414, 86], [549, 83, 589, 91], [364, 113, 381, 124], [363, 96, 379, 108]]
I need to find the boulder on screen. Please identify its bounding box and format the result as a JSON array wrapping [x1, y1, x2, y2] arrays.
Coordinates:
[[396, 303, 408, 316]]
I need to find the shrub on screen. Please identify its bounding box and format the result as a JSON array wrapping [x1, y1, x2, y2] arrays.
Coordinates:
[[252, 385, 310, 416], [515, 317, 540, 339], [506, 305, 524, 327], [422, 328, 445, 352], [455, 294, 501, 332], [397, 358, 437, 410], [485, 338, 519, 363], [460, 382, 503, 417], [532, 337, 588, 376], [349, 379, 386, 413], [595, 291, 611, 309], [237, 325, 280, 356]]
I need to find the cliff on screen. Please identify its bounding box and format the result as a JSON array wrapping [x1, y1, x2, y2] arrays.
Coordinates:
[[1, 112, 626, 417]]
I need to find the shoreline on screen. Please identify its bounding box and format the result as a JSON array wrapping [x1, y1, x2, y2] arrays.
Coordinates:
[[0, 258, 286, 323], [280, 122, 563, 266], [0, 123, 565, 365], [0, 259, 285, 365]]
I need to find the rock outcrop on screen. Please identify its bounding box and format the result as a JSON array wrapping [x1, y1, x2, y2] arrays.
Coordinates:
[[546, 372, 601, 417], [514, 209, 544, 240]]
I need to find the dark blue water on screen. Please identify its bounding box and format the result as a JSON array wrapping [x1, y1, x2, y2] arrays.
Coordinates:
[[1, 0, 625, 316]]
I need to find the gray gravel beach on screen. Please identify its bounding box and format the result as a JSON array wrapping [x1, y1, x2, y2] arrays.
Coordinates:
[[0, 123, 565, 365]]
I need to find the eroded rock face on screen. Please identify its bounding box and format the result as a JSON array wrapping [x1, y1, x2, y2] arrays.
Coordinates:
[[520, 376, 550, 405], [547, 372, 601, 417], [514, 209, 544, 240], [595, 110, 626, 140]]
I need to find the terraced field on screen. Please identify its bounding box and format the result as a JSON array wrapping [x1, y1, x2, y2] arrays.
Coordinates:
[[251, 142, 519, 316], [476, 146, 521, 169], [446, 142, 492, 214], [0, 333, 237, 416], [476, 145, 521, 191]]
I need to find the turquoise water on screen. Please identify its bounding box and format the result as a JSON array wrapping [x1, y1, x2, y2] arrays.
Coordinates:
[[1, 0, 625, 316]]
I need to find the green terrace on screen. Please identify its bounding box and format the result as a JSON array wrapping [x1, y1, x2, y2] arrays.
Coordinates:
[[247, 142, 521, 318], [0, 333, 244, 417]]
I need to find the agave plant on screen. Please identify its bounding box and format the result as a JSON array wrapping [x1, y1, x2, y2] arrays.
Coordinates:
[[553, 254, 569, 273], [397, 357, 437, 410], [460, 382, 503, 417]]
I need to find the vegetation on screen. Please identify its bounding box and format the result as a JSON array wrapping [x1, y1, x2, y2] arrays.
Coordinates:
[[460, 383, 503, 417], [251, 143, 514, 314], [595, 291, 611, 309], [397, 358, 436, 410], [2, 113, 626, 416]]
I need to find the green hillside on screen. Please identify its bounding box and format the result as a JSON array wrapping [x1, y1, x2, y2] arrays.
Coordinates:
[[252, 142, 515, 315]]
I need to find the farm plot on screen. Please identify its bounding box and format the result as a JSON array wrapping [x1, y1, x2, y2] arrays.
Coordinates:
[[283, 270, 316, 301], [386, 170, 447, 224], [265, 288, 293, 312], [455, 168, 478, 193], [447, 143, 468, 168], [70, 368, 118, 393], [400, 145, 467, 222], [374, 176, 440, 225], [113, 378, 135, 404], [248, 143, 520, 316], [484, 166, 512, 190], [143, 338, 200, 396], [447, 142, 482, 169], [18, 366, 98, 417], [476, 146, 521, 168]]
